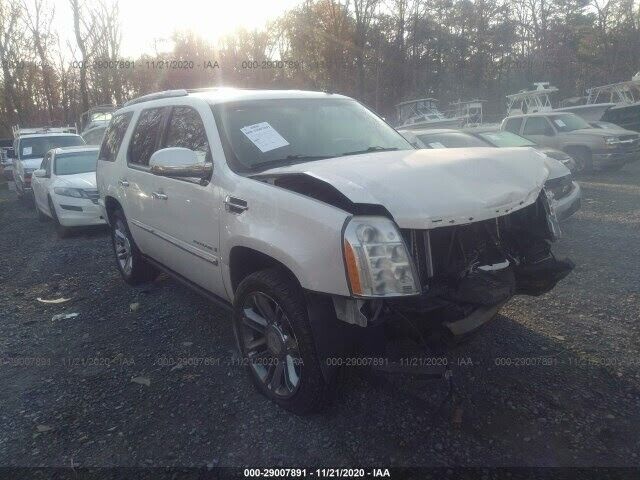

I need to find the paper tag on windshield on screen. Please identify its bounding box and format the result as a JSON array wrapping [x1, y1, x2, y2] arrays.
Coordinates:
[[428, 142, 446, 148], [22, 146, 32, 155], [241, 122, 289, 153], [553, 119, 566, 127]]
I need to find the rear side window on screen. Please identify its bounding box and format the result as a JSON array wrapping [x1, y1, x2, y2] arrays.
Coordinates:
[[128, 107, 166, 166], [99, 112, 133, 162], [523, 117, 550, 135], [503, 117, 523, 134], [164, 106, 212, 163]]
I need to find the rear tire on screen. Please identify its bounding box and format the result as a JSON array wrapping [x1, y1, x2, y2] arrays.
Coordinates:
[[233, 268, 334, 414], [110, 208, 158, 285]]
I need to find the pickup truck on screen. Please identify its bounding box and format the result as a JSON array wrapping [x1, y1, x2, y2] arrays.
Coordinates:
[[97, 88, 573, 413]]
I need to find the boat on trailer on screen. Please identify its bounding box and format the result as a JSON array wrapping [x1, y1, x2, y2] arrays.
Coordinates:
[[448, 99, 487, 127], [395, 98, 461, 130]]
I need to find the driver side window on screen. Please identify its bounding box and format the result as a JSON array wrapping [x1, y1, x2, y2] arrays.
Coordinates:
[[523, 117, 551, 135], [163, 106, 212, 164]]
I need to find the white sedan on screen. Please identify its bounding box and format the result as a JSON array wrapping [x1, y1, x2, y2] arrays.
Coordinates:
[[31, 146, 106, 237]]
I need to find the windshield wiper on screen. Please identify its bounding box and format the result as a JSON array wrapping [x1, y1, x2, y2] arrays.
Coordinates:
[[252, 154, 334, 172], [341, 146, 399, 156]]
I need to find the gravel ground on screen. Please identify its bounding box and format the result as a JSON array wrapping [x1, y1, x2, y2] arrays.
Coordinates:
[[0, 162, 639, 469]]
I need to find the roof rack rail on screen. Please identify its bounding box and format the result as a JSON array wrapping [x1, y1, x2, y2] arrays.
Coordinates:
[[123, 89, 189, 107], [12, 125, 78, 139]]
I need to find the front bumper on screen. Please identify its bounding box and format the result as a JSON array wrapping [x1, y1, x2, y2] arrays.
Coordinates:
[[592, 149, 639, 168], [554, 181, 581, 221], [53, 195, 107, 227]]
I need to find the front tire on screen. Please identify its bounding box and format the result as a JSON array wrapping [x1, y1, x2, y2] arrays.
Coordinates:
[[48, 197, 70, 238], [110, 209, 157, 285], [233, 268, 334, 414], [34, 198, 47, 222]]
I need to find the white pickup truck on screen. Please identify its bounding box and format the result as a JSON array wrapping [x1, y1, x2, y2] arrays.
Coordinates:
[[97, 88, 573, 413]]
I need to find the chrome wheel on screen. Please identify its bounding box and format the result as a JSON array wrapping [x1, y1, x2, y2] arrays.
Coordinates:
[[240, 292, 302, 399], [114, 219, 133, 275]]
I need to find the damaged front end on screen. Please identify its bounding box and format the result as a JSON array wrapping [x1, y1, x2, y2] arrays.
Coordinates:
[[337, 190, 574, 340]]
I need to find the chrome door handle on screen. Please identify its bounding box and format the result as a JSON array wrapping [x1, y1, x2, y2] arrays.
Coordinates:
[[118, 179, 129, 187], [152, 191, 168, 200], [224, 195, 248, 214]]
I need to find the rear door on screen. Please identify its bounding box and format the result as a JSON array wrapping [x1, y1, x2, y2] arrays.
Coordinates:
[[142, 104, 224, 295]]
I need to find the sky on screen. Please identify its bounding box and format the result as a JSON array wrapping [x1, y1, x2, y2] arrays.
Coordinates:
[[55, 0, 302, 59]]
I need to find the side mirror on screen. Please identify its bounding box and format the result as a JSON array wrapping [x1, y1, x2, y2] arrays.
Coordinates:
[[149, 147, 212, 183], [33, 169, 47, 178]]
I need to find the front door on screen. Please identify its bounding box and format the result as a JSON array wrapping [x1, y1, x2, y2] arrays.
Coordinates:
[[142, 104, 224, 297], [521, 116, 557, 149]]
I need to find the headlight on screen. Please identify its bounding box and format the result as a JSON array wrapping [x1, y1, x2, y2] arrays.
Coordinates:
[[604, 136, 619, 145], [54, 187, 85, 198], [342, 216, 419, 297]]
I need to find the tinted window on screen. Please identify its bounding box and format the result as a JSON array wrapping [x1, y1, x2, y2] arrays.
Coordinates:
[[128, 108, 166, 166], [54, 151, 99, 175], [503, 118, 523, 134], [99, 112, 133, 162], [523, 117, 550, 135], [164, 107, 211, 163], [416, 132, 488, 148], [18, 135, 85, 160]]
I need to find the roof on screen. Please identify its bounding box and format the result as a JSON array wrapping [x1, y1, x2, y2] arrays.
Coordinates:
[[505, 111, 578, 119], [18, 132, 82, 139], [53, 146, 99, 155], [395, 98, 439, 107], [120, 87, 350, 110]]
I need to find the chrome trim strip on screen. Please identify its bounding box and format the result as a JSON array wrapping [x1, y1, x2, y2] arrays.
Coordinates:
[[129, 219, 219, 266]]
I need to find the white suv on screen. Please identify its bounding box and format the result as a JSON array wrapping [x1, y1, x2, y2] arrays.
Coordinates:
[[97, 88, 573, 413]]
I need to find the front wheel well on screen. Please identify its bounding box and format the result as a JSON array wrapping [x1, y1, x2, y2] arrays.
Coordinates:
[[229, 247, 299, 294], [104, 196, 123, 224]]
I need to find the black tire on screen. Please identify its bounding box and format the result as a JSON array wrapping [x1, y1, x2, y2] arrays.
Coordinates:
[[110, 208, 158, 285], [567, 147, 593, 174], [233, 268, 334, 414], [48, 197, 70, 238], [34, 198, 47, 222]]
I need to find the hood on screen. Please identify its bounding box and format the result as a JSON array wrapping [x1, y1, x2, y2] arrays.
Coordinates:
[[20, 158, 44, 170], [54, 171, 97, 188], [542, 156, 570, 179], [261, 147, 549, 229], [566, 128, 624, 138]]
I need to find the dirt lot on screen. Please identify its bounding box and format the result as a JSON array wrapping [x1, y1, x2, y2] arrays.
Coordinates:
[[0, 162, 639, 469]]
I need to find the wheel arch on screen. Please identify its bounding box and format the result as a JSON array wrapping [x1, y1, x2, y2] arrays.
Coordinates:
[[228, 245, 300, 295], [103, 195, 123, 225]]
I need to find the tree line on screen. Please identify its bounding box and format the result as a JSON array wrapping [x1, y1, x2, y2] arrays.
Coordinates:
[[1, 0, 639, 136]]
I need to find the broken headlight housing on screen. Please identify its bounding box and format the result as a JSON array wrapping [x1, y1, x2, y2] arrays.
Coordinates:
[[342, 216, 420, 297]]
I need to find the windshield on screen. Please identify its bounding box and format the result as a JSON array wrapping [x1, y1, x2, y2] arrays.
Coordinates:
[[548, 114, 590, 132], [416, 132, 488, 148], [19, 136, 85, 160], [54, 151, 98, 175], [477, 131, 536, 147], [212, 98, 412, 172]]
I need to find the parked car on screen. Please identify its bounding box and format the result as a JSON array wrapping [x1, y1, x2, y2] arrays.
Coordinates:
[[31, 146, 104, 237], [82, 125, 107, 145], [97, 88, 573, 413], [501, 112, 640, 172], [11, 128, 85, 200], [400, 128, 581, 221]]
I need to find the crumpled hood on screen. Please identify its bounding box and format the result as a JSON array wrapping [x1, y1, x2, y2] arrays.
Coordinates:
[[261, 147, 550, 229], [54, 171, 97, 189]]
